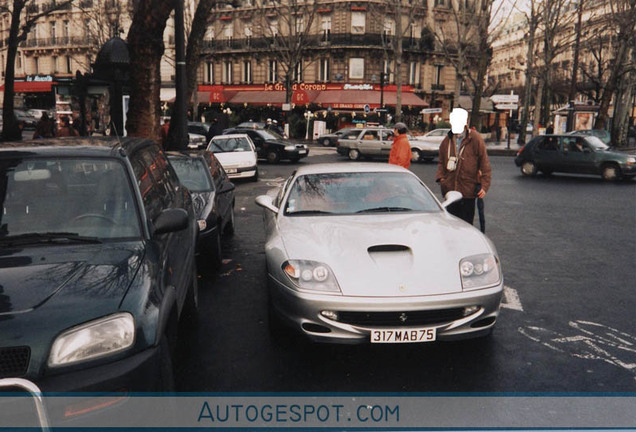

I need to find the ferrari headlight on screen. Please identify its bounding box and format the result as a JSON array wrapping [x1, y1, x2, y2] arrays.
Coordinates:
[[459, 254, 501, 290], [282, 260, 341, 293], [48, 313, 135, 367]]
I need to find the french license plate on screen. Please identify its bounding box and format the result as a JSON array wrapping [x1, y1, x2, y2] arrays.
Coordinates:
[[226, 168, 238, 174], [370, 328, 436, 344], [298, 149, 307, 154]]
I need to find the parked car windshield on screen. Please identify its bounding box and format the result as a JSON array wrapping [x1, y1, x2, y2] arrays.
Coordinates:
[[0, 157, 141, 241], [209, 136, 253, 153], [168, 156, 214, 192], [284, 172, 441, 216]]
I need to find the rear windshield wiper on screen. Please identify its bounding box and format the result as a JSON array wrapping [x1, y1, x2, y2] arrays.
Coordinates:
[[356, 207, 414, 213], [286, 210, 334, 216], [0, 232, 102, 246]]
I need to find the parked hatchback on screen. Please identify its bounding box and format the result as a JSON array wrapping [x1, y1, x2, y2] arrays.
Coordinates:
[[168, 150, 236, 269], [0, 137, 199, 392], [515, 134, 636, 181], [336, 127, 394, 160]]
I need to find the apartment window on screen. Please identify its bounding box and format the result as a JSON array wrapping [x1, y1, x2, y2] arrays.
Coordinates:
[[351, 12, 365, 34], [410, 23, 420, 46], [321, 16, 331, 41], [383, 18, 394, 43], [243, 60, 252, 83], [319, 58, 329, 82], [50, 21, 56, 41], [409, 61, 420, 85], [223, 61, 233, 83], [268, 59, 278, 82], [434, 64, 443, 85], [294, 62, 302, 82], [66, 55, 72, 73], [434, 0, 447, 7], [63, 20, 69, 39], [34, 57, 39, 74], [268, 19, 278, 37], [16, 53, 22, 69], [52, 56, 58, 73], [294, 16, 304, 34], [223, 23, 233, 46], [349, 58, 364, 79], [206, 62, 214, 83]]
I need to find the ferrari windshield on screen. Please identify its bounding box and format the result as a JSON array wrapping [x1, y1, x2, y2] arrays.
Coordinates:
[[284, 172, 441, 216], [0, 157, 141, 241]]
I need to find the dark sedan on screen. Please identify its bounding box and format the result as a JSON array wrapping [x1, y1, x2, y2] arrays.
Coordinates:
[[0, 138, 198, 392], [223, 127, 309, 163], [515, 134, 636, 181], [316, 128, 356, 147], [168, 150, 235, 269]]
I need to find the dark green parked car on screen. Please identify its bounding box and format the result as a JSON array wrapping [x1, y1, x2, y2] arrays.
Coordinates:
[[515, 134, 636, 181], [0, 137, 198, 392]]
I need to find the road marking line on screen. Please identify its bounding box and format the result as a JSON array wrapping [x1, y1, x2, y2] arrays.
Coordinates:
[[501, 285, 523, 311]]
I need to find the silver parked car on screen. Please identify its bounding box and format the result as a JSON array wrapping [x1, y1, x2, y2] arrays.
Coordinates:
[[336, 127, 394, 161], [255, 163, 504, 344], [410, 128, 450, 162]]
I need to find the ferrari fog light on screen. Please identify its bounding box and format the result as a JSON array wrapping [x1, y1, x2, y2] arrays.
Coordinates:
[[49, 313, 135, 367], [197, 220, 207, 231], [321, 311, 339, 321], [281, 260, 341, 293], [463, 305, 480, 316], [459, 254, 502, 290]]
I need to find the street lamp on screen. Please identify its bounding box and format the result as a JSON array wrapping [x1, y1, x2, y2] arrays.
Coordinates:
[[304, 110, 313, 140], [379, 72, 386, 124]]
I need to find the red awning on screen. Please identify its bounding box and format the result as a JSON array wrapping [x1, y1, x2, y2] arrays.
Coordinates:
[[228, 91, 287, 105], [314, 90, 428, 109], [0, 81, 56, 93]]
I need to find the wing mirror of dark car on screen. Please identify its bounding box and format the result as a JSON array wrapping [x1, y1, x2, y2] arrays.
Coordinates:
[[219, 182, 236, 194], [255, 195, 279, 213], [153, 208, 189, 235]]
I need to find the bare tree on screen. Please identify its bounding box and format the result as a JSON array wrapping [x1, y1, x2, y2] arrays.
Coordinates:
[[516, 0, 539, 144], [253, 0, 319, 103], [125, 0, 174, 140], [594, 0, 635, 136], [368, 0, 425, 122], [532, 0, 575, 129], [434, 0, 508, 129], [77, 0, 133, 70], [0, 0, 74, 142]]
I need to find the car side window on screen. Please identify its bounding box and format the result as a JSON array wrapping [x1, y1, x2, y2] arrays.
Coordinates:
[[362, 130, 378, 140], [343, 131, 361, 140], [537, 137, 558, 151], [381, 130, 393, 140]]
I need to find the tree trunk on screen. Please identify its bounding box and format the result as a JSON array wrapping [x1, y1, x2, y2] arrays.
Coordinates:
[[594, 34, 630, 130], [518, 4, 537, 145], [394, 1, 403, 123], [126, 0, 174, 142], [185, 0, 216, 107], [1, 1, 26, 142], [611, 45, 635, 147]]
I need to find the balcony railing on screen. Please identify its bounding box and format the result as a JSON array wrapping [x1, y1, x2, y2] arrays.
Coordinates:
[[202, 33, 431, 54], [21, 36, 97, 49], [431, 84, 445, 91]]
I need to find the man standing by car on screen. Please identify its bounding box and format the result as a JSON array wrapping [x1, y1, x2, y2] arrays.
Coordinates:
[[436, 108, 491, 225], [389, 122, 412, 169]]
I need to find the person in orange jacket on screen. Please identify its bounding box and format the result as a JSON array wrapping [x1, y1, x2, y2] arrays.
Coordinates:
[[388, 122, 412, 169]]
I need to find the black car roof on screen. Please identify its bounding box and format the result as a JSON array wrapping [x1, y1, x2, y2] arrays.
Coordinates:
[[0, 137, 160, 158]]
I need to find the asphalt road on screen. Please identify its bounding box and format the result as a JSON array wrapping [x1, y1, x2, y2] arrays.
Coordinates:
[[175, 148, 636, 393]]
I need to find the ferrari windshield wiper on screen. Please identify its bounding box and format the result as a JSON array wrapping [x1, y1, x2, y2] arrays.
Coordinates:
[[0, 232, 102, 246], [287, 210, 334, 216], [356, 207, 414, 213]]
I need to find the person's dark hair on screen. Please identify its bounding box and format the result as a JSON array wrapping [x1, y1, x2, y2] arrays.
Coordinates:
[[60, 116, 69, 126]]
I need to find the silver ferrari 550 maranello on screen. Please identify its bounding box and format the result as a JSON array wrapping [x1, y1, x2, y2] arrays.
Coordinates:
[[255, 163, 503, 344]]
